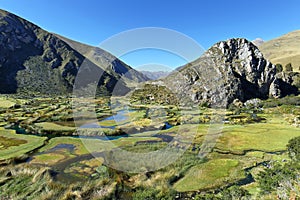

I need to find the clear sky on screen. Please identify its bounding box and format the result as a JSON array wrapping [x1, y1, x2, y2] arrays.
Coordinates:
[[1, 0, 300, 70]]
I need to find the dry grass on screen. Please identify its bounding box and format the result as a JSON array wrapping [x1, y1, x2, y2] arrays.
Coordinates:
[[260, 30, 300, 71]]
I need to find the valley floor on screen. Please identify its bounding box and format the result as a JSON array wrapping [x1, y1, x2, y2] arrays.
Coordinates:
[[0, 95, 299, 199]]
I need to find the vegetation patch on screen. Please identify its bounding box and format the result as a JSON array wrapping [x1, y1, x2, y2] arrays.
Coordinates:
[[173, 159, 242, 192], [0, 136, 27, 150], [35, 122, 76, 132], [0, 97, 16, 108], [30, 153, 66, 165], [216, 118, 300, 154], [0, 129, 46, 161]]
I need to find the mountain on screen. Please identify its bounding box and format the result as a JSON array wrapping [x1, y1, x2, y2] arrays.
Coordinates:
[[259, 30, 300, 72], [54, 34, 149, 84], [139, 70, 170, 80], [0, 9, 148, 95], [137, 38, 297, 107], [252, 38, 264, 47]]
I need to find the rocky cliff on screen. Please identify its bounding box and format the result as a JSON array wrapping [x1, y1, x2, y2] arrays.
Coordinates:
[[154, 38, 297, 107]]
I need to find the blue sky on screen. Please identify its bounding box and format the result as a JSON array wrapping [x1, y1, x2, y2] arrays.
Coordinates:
[[1, 0, 300, 70]]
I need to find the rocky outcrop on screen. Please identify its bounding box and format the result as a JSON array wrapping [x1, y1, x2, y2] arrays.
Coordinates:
[[159, 38, 297, 107], [270, 72, 298, 98]]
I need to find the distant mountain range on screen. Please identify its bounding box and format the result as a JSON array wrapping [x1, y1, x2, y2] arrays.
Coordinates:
[[0, 9, 148, 95], [251, 38, 264, 47], [139, 70, 170, 80], [259, 30, 300, 72]]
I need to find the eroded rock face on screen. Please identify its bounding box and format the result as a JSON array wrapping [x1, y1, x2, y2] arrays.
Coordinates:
[[270, 72, 298, 98], [162, 38, 296, 107]]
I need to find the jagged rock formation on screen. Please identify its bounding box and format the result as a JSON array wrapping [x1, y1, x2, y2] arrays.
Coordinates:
[[151, 38, 297, 107], [270, 72, 299, 98], [0, 9, 148, 95]]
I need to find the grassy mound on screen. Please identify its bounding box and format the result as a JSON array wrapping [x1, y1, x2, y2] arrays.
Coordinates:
[[173, 159, 242, 192], [0, 129, 47, 161]]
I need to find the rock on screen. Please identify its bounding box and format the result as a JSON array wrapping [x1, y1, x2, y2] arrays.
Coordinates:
[[154, 38, 297, 107], [244, 98, 262, 108], [270, 72, 298, 98], [232, 99, 243, 108]]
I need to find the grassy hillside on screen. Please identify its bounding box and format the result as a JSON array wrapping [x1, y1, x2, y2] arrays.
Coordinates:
[[260, 30, 300, 72]]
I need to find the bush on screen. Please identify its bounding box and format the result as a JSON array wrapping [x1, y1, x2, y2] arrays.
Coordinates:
[[221, 185, 251, 200], [285, 63, 293, 72], [287, 136, 300, 161], [275, 64, 283, 73], [132, 188, 175, 200]]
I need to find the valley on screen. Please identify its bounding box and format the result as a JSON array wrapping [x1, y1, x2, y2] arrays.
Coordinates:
[[0, 7, 300, 200], [0, 94, 299, 199]]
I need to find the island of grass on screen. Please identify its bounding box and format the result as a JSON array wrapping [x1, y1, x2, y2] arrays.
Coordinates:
[[216, 116, 300, 155], [0, 97, 16, 108], [173, 159, 243, 192], [0, 128, 47, 161]]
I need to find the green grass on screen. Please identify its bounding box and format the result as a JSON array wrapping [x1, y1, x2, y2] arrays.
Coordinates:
[[0, 97, 16, 108], [242, 182, 260, 197], [38, 137, 89, 155], [98, 120, 117, 127], [245, 151, 265, 159], [35, 122, 76, 131], [0, 129, 47, 160], [173, 159, 242, 192], [0, 135, 27, 150], [215, 116, 300, 154], [31, 135, 163, 167], [38, 136, 162, 155], [31, 153, 66, 165]]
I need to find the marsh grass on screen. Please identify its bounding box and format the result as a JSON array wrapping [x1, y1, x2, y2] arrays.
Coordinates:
[[173, 159, 242, 192], [0, 129, 46, 161], [216, 119, 300, 154]]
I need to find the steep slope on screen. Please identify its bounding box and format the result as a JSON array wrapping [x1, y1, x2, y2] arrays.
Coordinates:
[[144, 38, 297, 107], [54, 34, 149, 84], [259, 30, 300, 72], [0, 9, 147, 95]]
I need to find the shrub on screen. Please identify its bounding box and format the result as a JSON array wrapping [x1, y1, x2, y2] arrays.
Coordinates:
[[287, 136, 300, 161], [285, 63, 293, 72], [275, 64, 283, 73]]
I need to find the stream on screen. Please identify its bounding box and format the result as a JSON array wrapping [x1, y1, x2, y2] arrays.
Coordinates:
[[23, 107, 174, 182]]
